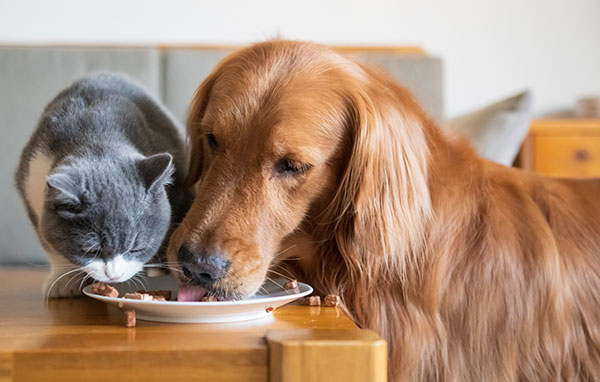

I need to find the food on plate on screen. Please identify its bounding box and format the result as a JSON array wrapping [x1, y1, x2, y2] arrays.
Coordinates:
[[200, 295, 219, 302], [90, 282, 119, 298], [123, 292, 154, 301], [283, 279, 298, 290], [138, 290, 172, 301]]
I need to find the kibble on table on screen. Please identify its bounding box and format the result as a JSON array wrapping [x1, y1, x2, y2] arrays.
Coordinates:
[[306, 296, 321, 306], [324, 294, 341, 307], [124, 309, 136, 328]]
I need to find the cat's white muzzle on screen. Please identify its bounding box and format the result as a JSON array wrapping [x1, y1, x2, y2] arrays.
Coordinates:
[[83, 255, 143, 283]]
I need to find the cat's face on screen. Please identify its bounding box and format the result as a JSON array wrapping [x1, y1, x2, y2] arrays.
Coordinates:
[[40, 153, 174, 282]]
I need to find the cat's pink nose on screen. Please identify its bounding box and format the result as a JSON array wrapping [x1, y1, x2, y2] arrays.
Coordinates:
[[104, 268, 123, 281]]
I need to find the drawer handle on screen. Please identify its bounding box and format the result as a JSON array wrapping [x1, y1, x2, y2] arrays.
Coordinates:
[[574, 149, 590, 162]]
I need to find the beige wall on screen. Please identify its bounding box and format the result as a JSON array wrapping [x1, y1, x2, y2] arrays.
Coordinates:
[[0, 0, 598, 118]]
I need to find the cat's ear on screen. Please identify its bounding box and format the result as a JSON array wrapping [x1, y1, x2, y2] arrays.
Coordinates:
[[137, 153, 174, 191], [46, 173, 82, 218]]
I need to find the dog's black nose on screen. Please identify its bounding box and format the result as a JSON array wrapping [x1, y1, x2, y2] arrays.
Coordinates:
[[178, 245, 229, 285]]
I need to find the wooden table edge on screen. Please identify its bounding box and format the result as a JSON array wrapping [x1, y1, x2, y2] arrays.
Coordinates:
[[266, 328, 387, 382]]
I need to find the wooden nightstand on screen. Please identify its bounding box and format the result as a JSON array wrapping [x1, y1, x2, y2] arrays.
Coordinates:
[[519, 119, 600, 178]]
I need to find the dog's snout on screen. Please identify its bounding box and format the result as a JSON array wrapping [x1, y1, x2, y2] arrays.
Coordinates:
[[178, 245, 230, 285]]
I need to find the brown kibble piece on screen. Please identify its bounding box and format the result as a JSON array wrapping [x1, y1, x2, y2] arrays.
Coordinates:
[[123, 292, 153, 301], [283, 280, 298, 290], [137, 290, 172, 301], [266, 307, 274, 313], [324, 294, 340, 307], [306, 295, 321, 306], [90, 282, 119, 298], [200, 295, 218, 302], [124, 309, 136, 328]]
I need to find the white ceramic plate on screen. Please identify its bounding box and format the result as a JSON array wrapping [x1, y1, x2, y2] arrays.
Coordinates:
[[83, 276, 312, 323]]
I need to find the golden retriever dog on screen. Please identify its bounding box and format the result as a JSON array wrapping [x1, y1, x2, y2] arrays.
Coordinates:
[[167, 40, 600, 381]]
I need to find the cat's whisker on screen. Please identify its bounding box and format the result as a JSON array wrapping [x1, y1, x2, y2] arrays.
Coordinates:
[[78, 273, 91, 293], [267, 268, 293, 282], [139, 277, 149, 290], [265, 276, 286, 292], [143, 264, 183, 274], [131, 277, 143, 291], [125, 279, 135, 292], [45, 268, 84, 299], [144, 263, 182, 268], [143, 264, 179, 269], [23, 263, 53, 268], [270, 264, 297, 280], [132, 274, 148, 290], [276, 244, 297, 257], [65, 271, 85, 291]]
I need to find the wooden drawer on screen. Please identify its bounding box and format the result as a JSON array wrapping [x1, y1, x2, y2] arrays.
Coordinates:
[[518, 119, 600, 178], [534, 136, 600, 177]]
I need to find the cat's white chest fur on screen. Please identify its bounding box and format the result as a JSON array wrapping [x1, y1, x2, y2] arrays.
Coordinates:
[[24, 150, 54, 224]]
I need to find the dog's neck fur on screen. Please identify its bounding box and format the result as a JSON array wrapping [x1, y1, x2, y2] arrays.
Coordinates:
[[290, 110, 600, 380], [285, 109, 541, 380]]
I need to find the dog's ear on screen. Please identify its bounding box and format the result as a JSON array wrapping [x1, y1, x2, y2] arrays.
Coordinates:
[[323, 68, 433, 275], [184, 74, 217, 188]]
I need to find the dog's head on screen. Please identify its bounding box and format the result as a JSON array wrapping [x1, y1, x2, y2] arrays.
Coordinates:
[[167, 40, 431, 299]]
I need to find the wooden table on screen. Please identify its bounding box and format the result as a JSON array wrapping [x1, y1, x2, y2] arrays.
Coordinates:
[[0, 269, 386, 382]]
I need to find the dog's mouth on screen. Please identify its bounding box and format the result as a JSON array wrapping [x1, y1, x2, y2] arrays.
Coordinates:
[[176, 274, 249, 301], [177, 284, 207, 301]]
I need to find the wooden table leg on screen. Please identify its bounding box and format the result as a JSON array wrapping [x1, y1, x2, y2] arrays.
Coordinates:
[[266, 329, 387, 382], [0, 354, 13, 382]]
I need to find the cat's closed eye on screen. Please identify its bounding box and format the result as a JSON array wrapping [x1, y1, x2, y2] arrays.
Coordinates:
[[129, 248, 146, 254]]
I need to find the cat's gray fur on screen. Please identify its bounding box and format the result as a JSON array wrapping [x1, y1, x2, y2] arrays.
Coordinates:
[[15, 72, 190, 297]]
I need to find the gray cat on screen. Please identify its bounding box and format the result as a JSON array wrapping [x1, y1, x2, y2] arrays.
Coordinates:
[[15, 72, 189, 298]]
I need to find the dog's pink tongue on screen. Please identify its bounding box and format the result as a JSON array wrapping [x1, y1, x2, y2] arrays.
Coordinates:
[[177, 285, 207, 302]]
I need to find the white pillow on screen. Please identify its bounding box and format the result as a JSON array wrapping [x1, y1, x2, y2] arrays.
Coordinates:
[[448, 91, 533, 166]]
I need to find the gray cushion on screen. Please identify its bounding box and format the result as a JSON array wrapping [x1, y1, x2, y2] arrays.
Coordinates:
[[348, 53, 444, 119], [163, 50, 444, 124], [448, 91, 533, 166], [162, 49, 232, 127], [0, 47, 161, 265]]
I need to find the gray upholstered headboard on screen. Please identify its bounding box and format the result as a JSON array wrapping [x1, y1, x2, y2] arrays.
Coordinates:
[[0, 45, 443, 265]]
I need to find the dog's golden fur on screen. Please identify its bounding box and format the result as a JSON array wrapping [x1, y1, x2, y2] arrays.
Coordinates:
[[168, 40, 600, 381]]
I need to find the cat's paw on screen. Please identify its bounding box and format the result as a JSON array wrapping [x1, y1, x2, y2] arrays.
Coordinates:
[[43, 270, 86, 298]]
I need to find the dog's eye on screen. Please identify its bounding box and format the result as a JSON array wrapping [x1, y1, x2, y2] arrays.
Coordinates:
[[205, 133, 218, 152], [275, 158, 312, 177]]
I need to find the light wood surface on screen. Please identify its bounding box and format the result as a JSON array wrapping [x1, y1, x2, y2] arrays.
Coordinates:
[[0, 269, 386, 382], [267, 329, 387, 382], [519, 119, 600, 178], [528, 119, 600, 136]]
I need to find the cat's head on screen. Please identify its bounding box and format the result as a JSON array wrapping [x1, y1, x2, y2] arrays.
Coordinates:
[[40, 153, 174, 282]]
